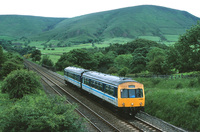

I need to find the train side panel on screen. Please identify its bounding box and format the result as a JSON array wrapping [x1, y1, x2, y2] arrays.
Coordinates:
[[64, 75, 81, 88], [82, 82, 118, 106]]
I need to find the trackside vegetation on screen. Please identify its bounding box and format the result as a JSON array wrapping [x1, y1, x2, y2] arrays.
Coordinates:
[[0, 90, 85, 131], [0, 50, 86, 131], [136, 78, 200, 131]]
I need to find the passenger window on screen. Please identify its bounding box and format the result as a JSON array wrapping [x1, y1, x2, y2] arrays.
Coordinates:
[[99, 83, 103, 91], [110, 86, 114, 95], [105, 85, 109, 94], [90, 80, 93, 87], [114, 88, 117, 97], [84, 78, 88, 85], [82, 77, 84, 83], [95, 81, 98, 89]]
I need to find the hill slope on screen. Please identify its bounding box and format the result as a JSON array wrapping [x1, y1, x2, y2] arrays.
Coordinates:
[[0, 5, 199, 43], [35, 5, 199, 43], [0, 15, 65, 38]]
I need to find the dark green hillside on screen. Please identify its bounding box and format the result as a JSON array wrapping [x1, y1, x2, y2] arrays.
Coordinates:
[[35, 5, 199, 43], [0, 15, 65, 38], [0, 5, 199, 44]]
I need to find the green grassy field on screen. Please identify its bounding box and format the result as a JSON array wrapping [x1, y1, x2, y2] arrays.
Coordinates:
[[30, 40, 111, 63], [29, 35, 177, 64], [103, 37, 134, 44]]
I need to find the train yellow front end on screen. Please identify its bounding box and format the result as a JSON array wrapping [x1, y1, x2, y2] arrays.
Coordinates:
[[117, 82, 145, 115]]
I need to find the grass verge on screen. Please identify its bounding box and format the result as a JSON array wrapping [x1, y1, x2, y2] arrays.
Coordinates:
[[136, 78, 200, 131]]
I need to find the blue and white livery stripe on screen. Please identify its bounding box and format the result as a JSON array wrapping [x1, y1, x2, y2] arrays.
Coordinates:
[[64, 75, 118, 106]]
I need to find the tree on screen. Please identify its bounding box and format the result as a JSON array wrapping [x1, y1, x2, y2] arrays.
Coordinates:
[[147, 47, 171, 74], [94, 51, 115, 72], [55, 49, 98, 70], [106, 66, 118, 74], [70, 49, 98, 70], [118, 67, 129, 77], [131, 53, 147, 73], [166, 46, 181, 71], [114, 54, 132, 70], [147, 55, 169, 75], [173, 22, 200, 72], [31, 49, 41, 62], [41, 55, 54, 67], [1, 69, 41, 99], [131, 47, 149, 73]]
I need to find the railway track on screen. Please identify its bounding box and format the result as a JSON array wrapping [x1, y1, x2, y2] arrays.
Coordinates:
[[24, 59, 175, 132], [25, 60, 122, 132]]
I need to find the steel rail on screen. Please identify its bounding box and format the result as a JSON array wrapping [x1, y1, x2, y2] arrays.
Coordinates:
[[25, 60, 121, 132]]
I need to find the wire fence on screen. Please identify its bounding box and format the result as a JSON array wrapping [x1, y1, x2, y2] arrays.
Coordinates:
[[127, 74, 200, 79]]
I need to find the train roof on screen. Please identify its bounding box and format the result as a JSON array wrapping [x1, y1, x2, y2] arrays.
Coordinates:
[[83, 71, 138, 86], [64, 66, 139, 86], [64, 66, 88, 75]]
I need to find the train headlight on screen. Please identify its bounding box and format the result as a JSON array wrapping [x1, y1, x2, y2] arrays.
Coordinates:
[[140, 102, 142, 106], [131, 103, 134, 106], [122, 103, 125, 107]]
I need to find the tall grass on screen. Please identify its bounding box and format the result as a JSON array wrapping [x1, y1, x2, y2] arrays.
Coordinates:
[[136, 78, 200, 131]]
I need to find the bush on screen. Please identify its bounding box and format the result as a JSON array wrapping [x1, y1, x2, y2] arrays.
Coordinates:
[[1, 69, 41, 99], [1, 60, 23, 77], [0, 95, 85, 132]]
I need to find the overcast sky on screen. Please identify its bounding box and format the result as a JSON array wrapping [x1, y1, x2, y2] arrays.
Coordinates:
[[0, 0, 199, 18]]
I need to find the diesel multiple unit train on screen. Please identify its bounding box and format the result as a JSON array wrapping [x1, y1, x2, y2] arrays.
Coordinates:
[[64, 66, 145, 115]]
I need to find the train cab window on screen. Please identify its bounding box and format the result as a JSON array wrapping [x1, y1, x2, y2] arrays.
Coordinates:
[[129, 90, 136, 98], [121, 89, 143, 98], [136, 89, 143, 98], [121, 89, 128, 98]]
